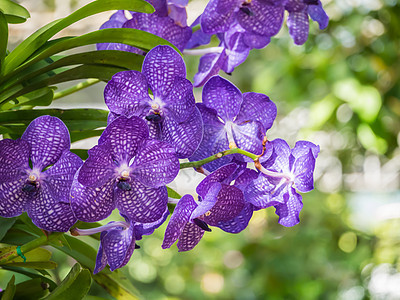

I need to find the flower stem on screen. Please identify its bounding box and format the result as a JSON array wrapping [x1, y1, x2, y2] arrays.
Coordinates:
[[179, 148, 259, 169], [0, 232, 63, 264], [53, 78, 100, 100]]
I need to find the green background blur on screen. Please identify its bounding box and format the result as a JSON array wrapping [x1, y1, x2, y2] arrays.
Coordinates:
[[2, 0, 400, 299]]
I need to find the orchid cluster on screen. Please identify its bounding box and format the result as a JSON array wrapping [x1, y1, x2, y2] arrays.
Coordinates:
[[0, 0, 325, 275], [98, 0, 328, 86], [0, 44, 319, 273]]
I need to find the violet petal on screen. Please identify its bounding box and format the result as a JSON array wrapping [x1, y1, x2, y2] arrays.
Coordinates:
[[21, 115, 70, 170], [161, 106, 203, 159], [0, 139, 29, 184], [162, 194, 197, 249], [27, 183, 77, 232], [115, 179, 168, 223], [99, 116, 149, 163], [77, 142, 115, 187], [44, 151, 82, 202], [71, 170, 116, 222], [217, 202, 254, 233], [131, 139, 179, 187], [202, 75, 243, 122], [104, 71, 151, 118], [274, 187, 303, 227], [142, 45, 186, 99], [177, 222, 204, 251]]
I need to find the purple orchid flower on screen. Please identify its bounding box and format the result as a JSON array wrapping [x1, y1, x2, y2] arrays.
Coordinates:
[[216, 167, 259, 233], [245, 139, 320, 227], [285, 0, 329, 45], [0, 116, 82, 232], [191, 22, 270, 87], [70, 116, 179, 224], [162, 163, 245, 251], [97, 0, 192, 54], [200, 0, 286, 37], [189, 75, 276, 172], [71, 209, 169, 274], [104, 45, 203, 159]]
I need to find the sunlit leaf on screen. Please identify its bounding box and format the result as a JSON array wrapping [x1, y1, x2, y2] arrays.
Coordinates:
[[0, 12, 7, 64], [0, 275, 16, 300], [0, 0, 30, 24], [43, 264, 91, 300], [92, 272, 141, 300], [0, 87, 55, 110], [3, 0, 153, 74]]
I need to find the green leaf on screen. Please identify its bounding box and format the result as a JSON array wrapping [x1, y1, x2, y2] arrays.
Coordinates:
[[5, 51, 143, 90], [3, 261, 58, 270], [43, 264, 91, 300], [0, 87, 55, 110], [0, 12, 7, 65], [3, 28, 177, 90], [51, 236, 97, 270], [0, 275, 16, 300], [0, 108, 108, 125], [0, 64, 125, 103], [0, 217, 16, 241], [2, 0, 153, 74], [166, 186, 182, 199], [0, 0, 30, 24], [70, 149, 89, 160], [12, 278, 50, 300], [70, 130, 104, 143], [0, 266, 57, 291], [0, 245, 55, 269], [92, 272, 140, 300]]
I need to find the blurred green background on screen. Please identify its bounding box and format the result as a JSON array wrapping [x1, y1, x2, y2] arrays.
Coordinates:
[[2, 0, 400, 299]]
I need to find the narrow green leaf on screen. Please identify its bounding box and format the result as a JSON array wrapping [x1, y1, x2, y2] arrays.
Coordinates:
[[0, 0, 30, 24], [3, 0, 154, 74], [0, 87, 55, 110], [70, 149, 89, 160], [70, 130, 104, 143], [166, 186, 182, 199], [51, 236, 97, 270], [0, 245, 53, 266], [92, 272, 140, 300], [2, 50, 143, 92], [0, 12, 7, 65], [0, 217, 16, 241], [0, 266, 57, 290], [1, 64, 126, 102], [44, 264, 91, 300], [13, 278, 50, 300], [4, 28, 176, 87], [0, 275, 16, 300], [3, 261, 58, 270], [0, 108, 108, 123]]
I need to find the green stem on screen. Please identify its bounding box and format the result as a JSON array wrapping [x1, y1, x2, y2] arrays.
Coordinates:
[[179, 148, 259, 169], [0, 232, 63, 264], [53, 78, 100, 100]]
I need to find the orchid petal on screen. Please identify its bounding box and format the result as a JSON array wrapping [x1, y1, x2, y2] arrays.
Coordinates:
[[99, 116, 149, 163], [162, 194, 197, 249], [22, 115, 70, 169], [142, 45, 186, 98], [202, 76, 243, 122], [131, 139, 179, 187], [104, 71, 151, 118], [115, 179, 168, 223], [27, 183, 77, 232]]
